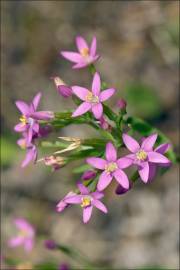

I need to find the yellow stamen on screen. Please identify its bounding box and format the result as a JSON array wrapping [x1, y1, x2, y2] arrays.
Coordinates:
[[80, 47, 89, 57], [136, 150, 147, 161], [19, 115, 27, 125], [105, 162, 118, 173], [81, 196, 91, 207], [19, 229, 28, 237], [85, 92, 99, 103]]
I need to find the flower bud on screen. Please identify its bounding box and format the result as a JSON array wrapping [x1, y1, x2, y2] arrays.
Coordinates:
[[115, 182, 132, 195], [58, 263, 69, 270], [99, 116, 110, 130], [81, 170, 96, 181], [116, 98, 127, 110], [44, 239, 57, 250], [52, 76, 72, 98]]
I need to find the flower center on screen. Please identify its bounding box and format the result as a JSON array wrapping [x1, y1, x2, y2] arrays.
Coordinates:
[[136, 150, 147, 161], [19, 115, 27, 125], [19, 229, 28, 238], [81, 196, 91, 208], [105, 162, 118, 173], [80, 47, 89, 57], [85, 92, 99, 103]]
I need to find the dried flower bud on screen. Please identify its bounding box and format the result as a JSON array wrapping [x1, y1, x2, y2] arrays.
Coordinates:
[[44, 155, 65, 171]]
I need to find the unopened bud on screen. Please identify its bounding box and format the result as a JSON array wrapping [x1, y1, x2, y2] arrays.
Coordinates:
[[115, 183, 132, 195], [52, 76, 72, 98], [44, 239, 57, 250], [116, 98, 127, 110], [81, 170, 96, 181]]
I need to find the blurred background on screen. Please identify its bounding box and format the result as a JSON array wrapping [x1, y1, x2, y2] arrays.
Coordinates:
[[1, 1, 179, 269]]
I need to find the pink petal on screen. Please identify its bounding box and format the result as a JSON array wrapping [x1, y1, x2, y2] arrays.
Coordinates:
[[117, 157, 133, 169], [122, 134, 140, 153], [92, 72, 101, 96], [99, 88, 115, 102], [32, 122, 39, 133], [26, 126, 33, 144], [77, 182, 89, 195], [92, 103, 103, 119], [24, 238, 33, 252], [90, 36, 97, 56], [138, 162, 149, 183], [14, 218, 29, 230], [76, 36, 89, 52], [113, 169, 129, 189], [91, 191, 104, 200], [86, 157, 107, 170], [64, 195, 82, 204], [92, 200, 108, 213], [148, 163, 157, 181], [31, 111, 54, 120], [32, 92, 41, 110], [72, 102, 91, 117], [14, 123, 26, 132], [21, 147, 37, 168], [71, 86, 89, 101], [97, 171, 113, 191], [72, 62, 88, 69], [155, 143, 171, 154], [15, 101, 30, 115], [8, 236, 24, 247], [83, 206, 93, 223], [105, 142, 117, 161], [148, 151, 170, 164], [61, 51, 83, 63], [141, 133, 157, 151]]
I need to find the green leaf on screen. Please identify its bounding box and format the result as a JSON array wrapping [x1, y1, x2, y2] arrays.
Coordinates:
[[35, 262, 58, 270], [126, 116, 177, 163], [1, 136, 19, 167], [73, 164, 92, 174], [103, 104, 117, 122]]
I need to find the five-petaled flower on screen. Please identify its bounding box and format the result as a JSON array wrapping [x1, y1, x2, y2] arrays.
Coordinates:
[[14, 92, 54, 144], [122, 133, 170, 183], [87, 142, 130, 191], [61, 36, 99, 69], [8, 218, 35, 252], [61, 182, 108, 223], [72, 72, 115, 119]]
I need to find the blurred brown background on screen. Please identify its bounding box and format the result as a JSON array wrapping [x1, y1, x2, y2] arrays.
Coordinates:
[[1, 1, 179, 269]]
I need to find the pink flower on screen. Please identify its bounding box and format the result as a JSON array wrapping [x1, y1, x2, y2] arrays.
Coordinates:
[[87, 142, 130, 191], [8, 218, 35, 252], [122, 133, 171, 183], [63, 182, 108, 223], [72, 72, 115, 119], [56, 191, 77, 213], [61, 36, 99, 69], [14, 92, 54, 144]]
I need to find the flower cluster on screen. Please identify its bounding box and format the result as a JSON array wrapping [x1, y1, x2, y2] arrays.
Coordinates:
[[14, 35, 172, 224]]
